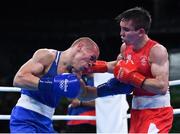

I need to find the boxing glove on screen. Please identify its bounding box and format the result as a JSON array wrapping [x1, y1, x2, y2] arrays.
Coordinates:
[[83, 60, 108, 74], [38, 73, 81, 98], [114, 60, 146, 88], [97, 78, 134, 97]]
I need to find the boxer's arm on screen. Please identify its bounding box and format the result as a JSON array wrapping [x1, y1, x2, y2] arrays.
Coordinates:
[[107, 43, 126, 73], [142, 44, 169, 94], [106, 61, 117, 73], [79, 78, 97, 97], [80, 100, 95, 107], [13, 49, 54, 90], [84, 85, 97, 96], [70, 98, 95, 107]]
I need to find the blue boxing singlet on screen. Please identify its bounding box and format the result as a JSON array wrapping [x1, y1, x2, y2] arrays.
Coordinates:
[[21, 51, 62, 107], [10, 51, 62, 133]]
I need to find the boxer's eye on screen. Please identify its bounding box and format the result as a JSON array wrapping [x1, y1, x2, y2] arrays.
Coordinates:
[[90, 55, 96, 62]]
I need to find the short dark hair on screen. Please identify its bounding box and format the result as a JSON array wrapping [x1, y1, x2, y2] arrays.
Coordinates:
[[115, 7, 152, 34]]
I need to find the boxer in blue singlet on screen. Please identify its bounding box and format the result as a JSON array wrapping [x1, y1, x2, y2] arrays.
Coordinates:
[[10, 37, 100, 133]]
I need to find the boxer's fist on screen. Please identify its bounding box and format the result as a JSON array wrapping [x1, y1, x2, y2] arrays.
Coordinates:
[[38, 73, 80, 98], [83, 60, 108, 74], [114, 60, 146, 88]]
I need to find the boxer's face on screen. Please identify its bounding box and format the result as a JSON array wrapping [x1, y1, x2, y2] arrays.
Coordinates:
[[73, 47, 98, 72], [119, 19, 140, 45]]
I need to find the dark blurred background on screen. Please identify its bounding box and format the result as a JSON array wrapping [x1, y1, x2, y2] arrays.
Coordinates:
[[0, 0, 180, 133]]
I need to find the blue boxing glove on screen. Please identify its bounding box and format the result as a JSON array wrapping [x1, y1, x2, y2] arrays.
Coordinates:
[[97, 78, 134, 97], [38, 73, 80, 98]]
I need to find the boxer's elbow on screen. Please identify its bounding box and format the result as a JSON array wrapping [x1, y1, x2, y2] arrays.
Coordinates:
[[13, 72, 28, 87], [13, 73, 22, 87], [158, 81, 169, 95]]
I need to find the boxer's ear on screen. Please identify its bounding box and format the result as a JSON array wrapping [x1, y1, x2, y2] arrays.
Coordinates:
[[137, 28, 145, 37]]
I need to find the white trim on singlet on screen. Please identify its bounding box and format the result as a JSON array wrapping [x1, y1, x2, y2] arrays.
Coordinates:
[[55, 51, 60, 65], [132, 92, 171, 109], [16, 94, 55, 119]]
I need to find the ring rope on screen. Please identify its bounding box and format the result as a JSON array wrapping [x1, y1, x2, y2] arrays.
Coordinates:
[[0, 79, 179, 120], [0, 108, 180, 120], [0, 80, 179, 92]]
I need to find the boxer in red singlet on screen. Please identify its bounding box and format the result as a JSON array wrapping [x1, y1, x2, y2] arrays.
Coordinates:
[[82, 7, 173, 133], [113, 7, 173, 133]]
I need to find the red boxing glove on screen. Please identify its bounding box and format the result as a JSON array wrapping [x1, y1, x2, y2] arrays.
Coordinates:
[[83, 60, 108, 74], [114, 60, 146, 88]]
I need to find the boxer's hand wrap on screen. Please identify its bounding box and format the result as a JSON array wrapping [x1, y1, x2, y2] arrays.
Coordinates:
[[83, 60, 108, 74], [38, 73, 81, 98], [114, 60, 146, 88]]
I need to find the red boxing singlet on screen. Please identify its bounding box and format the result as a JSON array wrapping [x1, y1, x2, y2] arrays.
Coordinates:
[[124, 39, 157, 96]]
